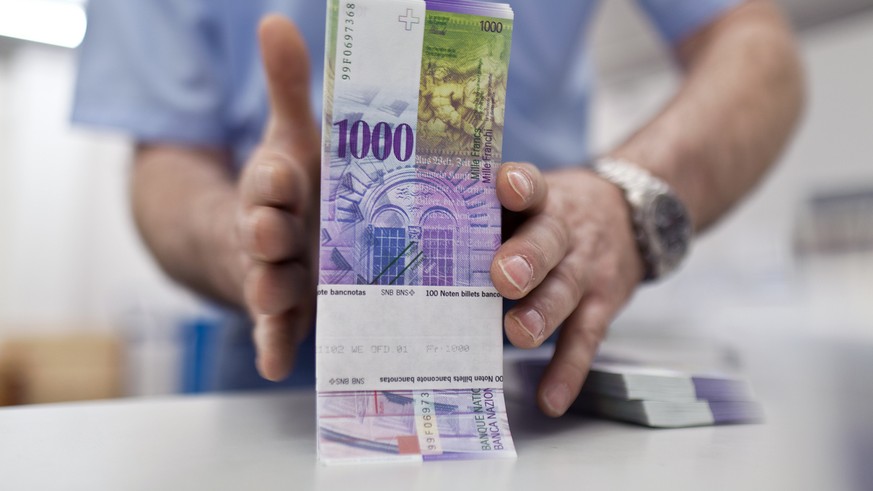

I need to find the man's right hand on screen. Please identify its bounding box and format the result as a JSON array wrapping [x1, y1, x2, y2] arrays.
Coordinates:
[[236, 15, 320, 381], [132, 15, 318, 382]]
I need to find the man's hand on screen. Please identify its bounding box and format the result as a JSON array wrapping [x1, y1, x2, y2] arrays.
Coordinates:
[[488, 0, 804, 418], [132, 15, 320, 383], [237, 15, 320, 381], [492, 163, 644, 417]]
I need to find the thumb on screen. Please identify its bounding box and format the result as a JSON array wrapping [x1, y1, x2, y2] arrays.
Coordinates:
[[258, 15, 319, 163]]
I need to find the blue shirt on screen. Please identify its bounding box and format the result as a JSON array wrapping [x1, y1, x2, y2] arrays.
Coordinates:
[[73, 0, 739, 169], [72, 0, 739, 390]]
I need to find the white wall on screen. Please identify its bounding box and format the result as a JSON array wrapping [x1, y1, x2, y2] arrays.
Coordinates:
[[0, 41, 201, 395], [0, 42, 199, 334]]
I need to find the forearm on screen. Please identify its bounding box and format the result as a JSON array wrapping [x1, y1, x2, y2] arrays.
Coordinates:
[[611, 1, 805, 231], [131, 144, 246, 306]]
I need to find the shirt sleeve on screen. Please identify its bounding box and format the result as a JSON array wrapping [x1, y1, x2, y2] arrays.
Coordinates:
[[71, 0, 228, 145], [635, 0, 744, 45]]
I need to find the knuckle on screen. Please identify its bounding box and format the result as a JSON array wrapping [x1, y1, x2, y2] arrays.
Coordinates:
[[246, 211, 277, 260], [248, 209, 302, 262], [519, 236, 549, 277], [552, 356, 588, 383], [252, 149, 304, 205], [268, 164, 294, 197], [255, 147, 291, 167], [552, 267, 583, 307], [244, 266, 269, 311], [250, 210, 272, 254], [517, 217, 565, 273], [539, 214, 569, 253], [521, 278, 577, 335], [261, 211, 287, 254], [575, 311, 608, 349]]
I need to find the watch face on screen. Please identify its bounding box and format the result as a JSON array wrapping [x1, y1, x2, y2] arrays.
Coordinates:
[[652, 194, 691, 260]]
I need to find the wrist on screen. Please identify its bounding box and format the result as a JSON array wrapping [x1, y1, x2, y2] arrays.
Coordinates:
[[608, 142, 702, 232], [193, 188, 248, 307], [592, 157, 693, 281]]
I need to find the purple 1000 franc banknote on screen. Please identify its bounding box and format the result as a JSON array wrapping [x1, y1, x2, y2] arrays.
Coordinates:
[[316, 0, 516, 463]]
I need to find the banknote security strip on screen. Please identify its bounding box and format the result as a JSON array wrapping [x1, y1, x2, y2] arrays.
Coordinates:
[[316, 0, 515, 463]]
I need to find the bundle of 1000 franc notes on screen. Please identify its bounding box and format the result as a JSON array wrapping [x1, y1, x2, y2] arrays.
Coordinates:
[[315, 0, 515, 464], [505, 347, 764, 428]]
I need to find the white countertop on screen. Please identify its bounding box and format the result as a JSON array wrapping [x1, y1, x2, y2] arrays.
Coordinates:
[[0, 387, 843, 491]]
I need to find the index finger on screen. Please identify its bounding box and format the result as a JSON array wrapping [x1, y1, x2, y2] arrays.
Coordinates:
[[537, 299, 612, 417]]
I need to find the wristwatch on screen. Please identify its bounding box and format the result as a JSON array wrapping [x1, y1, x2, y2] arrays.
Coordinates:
[[592, 157, 692, 281]]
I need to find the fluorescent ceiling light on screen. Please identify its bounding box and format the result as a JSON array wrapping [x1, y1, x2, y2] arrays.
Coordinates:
[[0, 0, 87, 49]]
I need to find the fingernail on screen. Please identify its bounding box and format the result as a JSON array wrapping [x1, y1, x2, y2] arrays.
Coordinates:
[[543, 383, 571, 416], [512, 308, 545, 343], [499, 255, 532, 293], [257, 164, 275, 199], [507, 169, 533, 200]]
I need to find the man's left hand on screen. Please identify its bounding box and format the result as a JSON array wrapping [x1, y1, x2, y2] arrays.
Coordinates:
[[491, 163, 645, 417]]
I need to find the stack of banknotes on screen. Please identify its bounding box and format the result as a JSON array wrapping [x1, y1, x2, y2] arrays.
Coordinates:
[[316, 0, 516, 463], [505, 348, 764, 428]]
